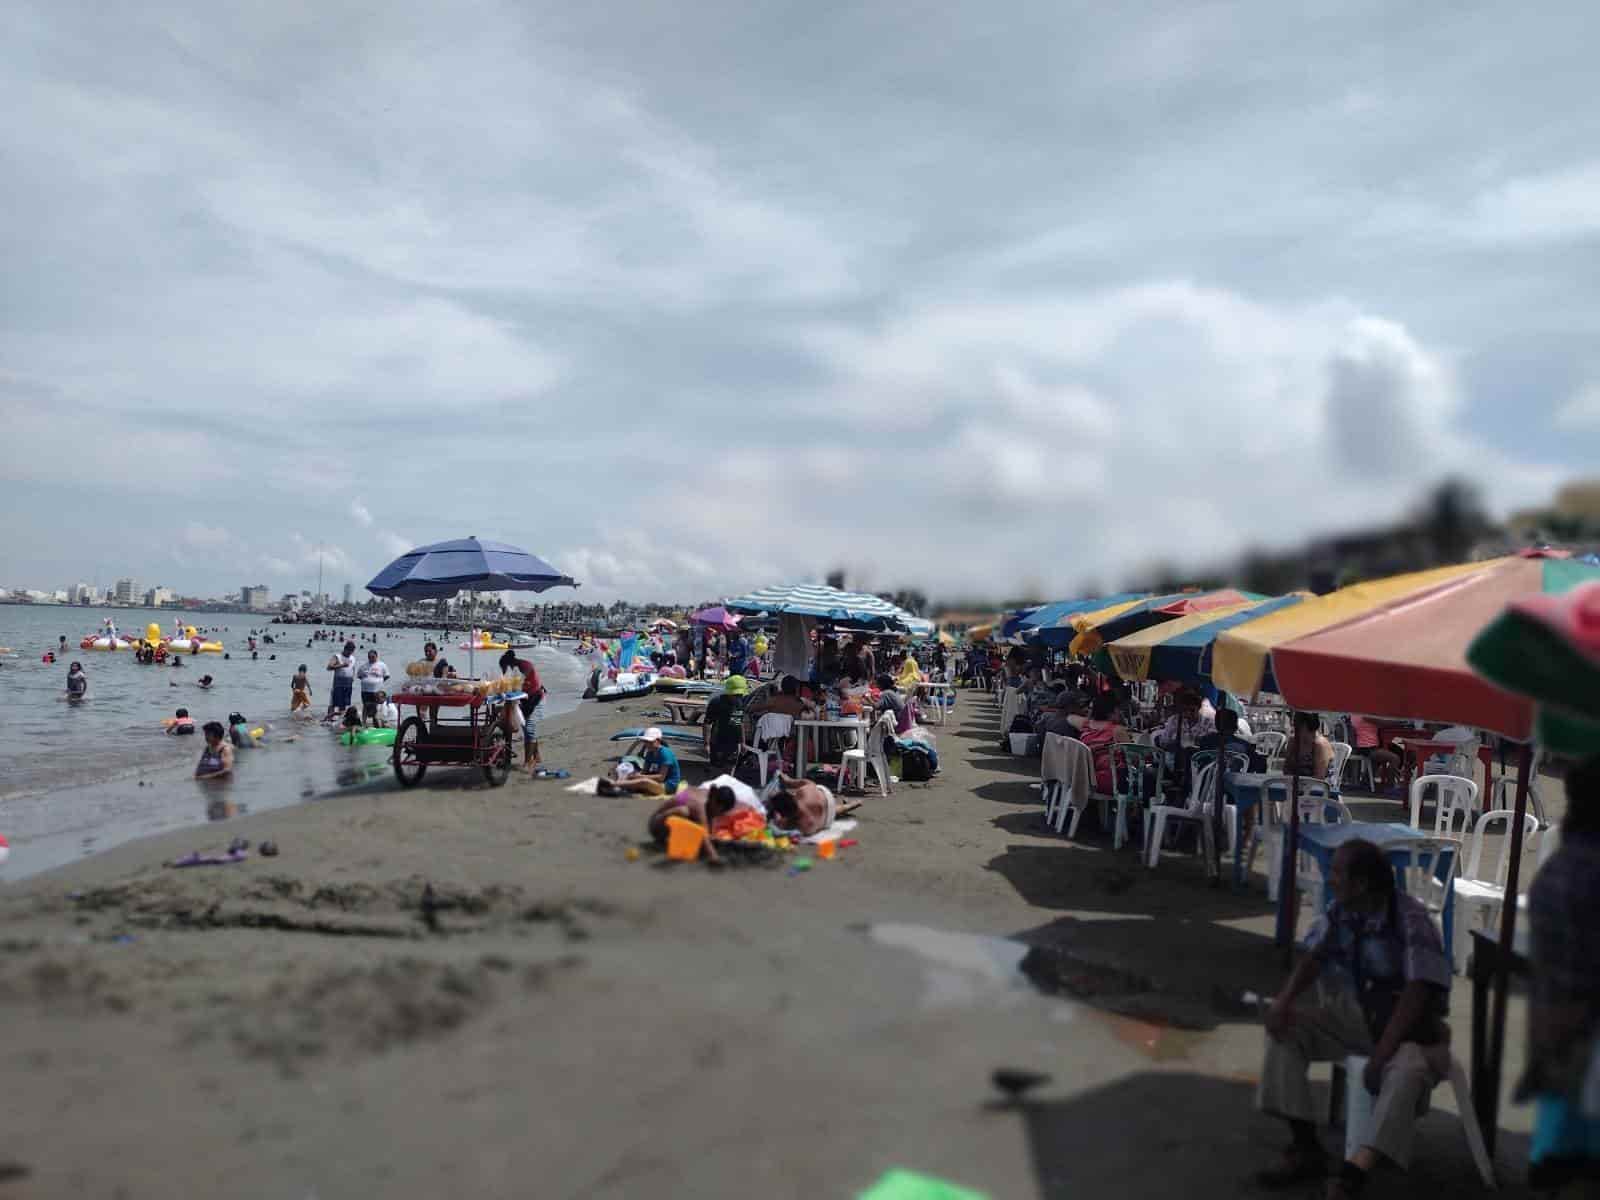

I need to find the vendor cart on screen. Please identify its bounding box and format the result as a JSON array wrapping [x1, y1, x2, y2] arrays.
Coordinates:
[[391, 689, 525, 788]]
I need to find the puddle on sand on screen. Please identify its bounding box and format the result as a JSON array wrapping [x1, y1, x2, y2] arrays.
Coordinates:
[[866, 923, 1034, 1010], [864, 923, 1202, 1061]]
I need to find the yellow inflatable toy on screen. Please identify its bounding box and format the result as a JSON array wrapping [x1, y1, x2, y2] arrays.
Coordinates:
[[165, 625, 224, 654], [753, 634, 769, 656], [458, 629, 510, 651]]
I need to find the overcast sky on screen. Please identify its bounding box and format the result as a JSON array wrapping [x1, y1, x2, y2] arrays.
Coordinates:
[[4, 2, 1597, 605]]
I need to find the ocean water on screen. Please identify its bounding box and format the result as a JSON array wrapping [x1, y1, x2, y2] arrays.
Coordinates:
[[0, 605, 591, 880]]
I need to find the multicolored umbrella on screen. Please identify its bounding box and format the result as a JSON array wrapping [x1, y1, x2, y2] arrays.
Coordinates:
[[1070, 588, 1269, 656], [1210, 559, 1492, 700], [1104, 594, 1307, 685], [1020, 593, 1151, 649], [1259, 554, 1600, 738]]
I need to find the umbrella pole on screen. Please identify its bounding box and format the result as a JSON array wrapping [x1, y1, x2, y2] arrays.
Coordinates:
[[1482, 741, 1532, 1156], [1278, 766, 1301, 958], [1212, 696, 1227, 885]]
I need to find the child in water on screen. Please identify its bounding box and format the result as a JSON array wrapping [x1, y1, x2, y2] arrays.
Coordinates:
[[290, 664, 313, 713]]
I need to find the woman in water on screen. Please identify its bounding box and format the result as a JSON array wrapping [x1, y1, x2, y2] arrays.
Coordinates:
[[194, 722, 233, 779], [65, 661, 87, 701]]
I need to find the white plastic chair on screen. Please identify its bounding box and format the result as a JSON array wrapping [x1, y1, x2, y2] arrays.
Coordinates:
[[839, 713, 893, 796], [1452, 809, 1540, 964], [1340, 1054, 1495, 1187], [1041, 733, 1096, 837], [1251, 730, 1287, 761], [1391, 836, 1459, 934], [1327, 741, 1353, 794], [1408, 774, 1479, 840], [741, 712, 793, 788], [1145, 762, 1217, 869], [1489, 775, 1547, 827]]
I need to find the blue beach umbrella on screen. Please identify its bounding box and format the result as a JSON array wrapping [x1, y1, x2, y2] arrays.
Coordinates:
[[367, 536, 578, 673]]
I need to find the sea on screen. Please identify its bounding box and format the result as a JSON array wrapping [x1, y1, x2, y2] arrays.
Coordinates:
[[0, 605, 592, 881]]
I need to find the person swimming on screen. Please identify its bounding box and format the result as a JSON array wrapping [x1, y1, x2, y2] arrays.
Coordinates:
[[167, 707, 196, 736]]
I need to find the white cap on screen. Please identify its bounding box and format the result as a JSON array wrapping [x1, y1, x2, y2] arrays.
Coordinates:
[[641, 727, 663, 742]]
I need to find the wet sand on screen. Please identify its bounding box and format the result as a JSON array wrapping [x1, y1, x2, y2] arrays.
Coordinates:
[[0, 690, 1541, 1197]]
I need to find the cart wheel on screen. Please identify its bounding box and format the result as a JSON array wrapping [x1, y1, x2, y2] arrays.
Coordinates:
[[482, 726, 511, 788], [393, 716, 427, 787]]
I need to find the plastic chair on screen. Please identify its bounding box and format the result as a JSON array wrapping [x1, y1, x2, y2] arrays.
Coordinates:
[[1391, 837, 1459, 937], [741, 712, 793, 788], [1145, 762, 1217, 869], [1041, 733, 1095, 836], [1489, 775, 1547, 827], [1408, 774, 1479, 840], [1251, 730, 1287, 761], [1108, 743, 1163, 852], [1338, 1054, 1495, 1187], [839, 713, 893, 796], [1452, 809, 1540, 964], [1327, 742, 1353, 794]]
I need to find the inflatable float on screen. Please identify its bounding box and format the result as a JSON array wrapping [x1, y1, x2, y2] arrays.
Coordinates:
[[590, 671, 656, 702], [458, 630, 510, 651], [340, 727, 397, 746], [163, 624, 224, 654], [81, 634, 137, 650]]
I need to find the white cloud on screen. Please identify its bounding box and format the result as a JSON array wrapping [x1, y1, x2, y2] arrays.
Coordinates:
[[377, 531, 413, 558], [183, 522, 237, 550], [1554, 384, 1600, 430], [350, 499, 373, 528]]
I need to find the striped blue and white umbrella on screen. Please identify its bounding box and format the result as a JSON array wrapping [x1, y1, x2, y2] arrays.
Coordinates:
[[723, 583, 910, 631]]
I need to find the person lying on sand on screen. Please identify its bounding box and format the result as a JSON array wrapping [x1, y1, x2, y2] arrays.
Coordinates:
[[765, 774, 837, 837], [645, 782, 743, 863]]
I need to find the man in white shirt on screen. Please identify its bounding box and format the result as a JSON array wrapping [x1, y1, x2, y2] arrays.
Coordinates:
[[357, 648, 391, 723]]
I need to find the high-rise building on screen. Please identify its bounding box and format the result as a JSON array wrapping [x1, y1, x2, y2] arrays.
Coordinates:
[[69, 582, 96, 604], [240, 585, 270, 609], [113, 578, 138, 604], [343, 583, 353, 605], [144, 586, 174, 608]]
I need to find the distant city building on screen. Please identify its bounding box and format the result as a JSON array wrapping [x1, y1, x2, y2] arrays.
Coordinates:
[[113, 577, 138, 604], [240, 584, 271, 609], [143, 586, 174, 608], [69, 582, 99, 604], [343, 583, 353, 605]]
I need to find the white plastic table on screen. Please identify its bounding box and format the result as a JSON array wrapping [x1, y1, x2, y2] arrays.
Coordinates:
[[793, 717, 866, 776]]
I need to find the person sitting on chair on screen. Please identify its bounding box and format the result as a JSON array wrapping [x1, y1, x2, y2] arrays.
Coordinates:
[[1284, 710, 1335, 782], [1255, 839, 1452, 1198]]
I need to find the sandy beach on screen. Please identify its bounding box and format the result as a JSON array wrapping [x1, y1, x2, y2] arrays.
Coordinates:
[[0, 688, 1541, 1198]]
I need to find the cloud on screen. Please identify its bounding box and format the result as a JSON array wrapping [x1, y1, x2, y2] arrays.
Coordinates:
[[1554, 384, 1600, 430], [377, 531, 413, 558], [0, 1, 1586, 603]]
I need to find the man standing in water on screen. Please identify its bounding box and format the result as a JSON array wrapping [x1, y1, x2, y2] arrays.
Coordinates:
[[357, 648, 390, 724], [326, 640, 356, 719]]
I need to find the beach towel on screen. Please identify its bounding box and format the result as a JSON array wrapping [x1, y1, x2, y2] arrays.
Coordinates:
[[799, 816, 858, 845], [565, 777, 604, 795], [1041, 733, 1094, 820], [998, 687, 1027, 746]]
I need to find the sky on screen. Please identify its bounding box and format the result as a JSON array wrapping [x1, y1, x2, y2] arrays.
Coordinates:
[[4, 1, 1598, 606]]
